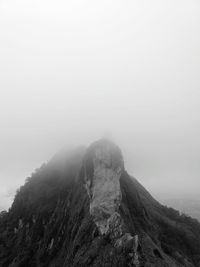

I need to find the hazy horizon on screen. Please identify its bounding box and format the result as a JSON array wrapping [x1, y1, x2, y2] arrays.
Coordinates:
[[0, 0, 200, 210]]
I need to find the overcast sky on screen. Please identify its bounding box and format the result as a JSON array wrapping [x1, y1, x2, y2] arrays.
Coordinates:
[[0, 0, 200, 209]]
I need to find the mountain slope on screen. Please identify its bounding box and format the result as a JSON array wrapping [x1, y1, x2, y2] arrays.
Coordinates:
[[0, 139, 200, 267]]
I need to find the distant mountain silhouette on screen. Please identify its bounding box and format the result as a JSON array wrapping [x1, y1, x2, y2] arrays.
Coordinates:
[[161, 197, 200, 222], [0, 139, 200, 267]]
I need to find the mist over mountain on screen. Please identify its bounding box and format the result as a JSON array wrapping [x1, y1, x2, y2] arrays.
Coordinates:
[[0, 0, 200, 213], [0, 139, 200, 267], [0, 0, 200, 266]]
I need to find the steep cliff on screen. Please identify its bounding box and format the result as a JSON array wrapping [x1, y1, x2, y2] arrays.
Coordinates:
[[0, 139, 200, 267]]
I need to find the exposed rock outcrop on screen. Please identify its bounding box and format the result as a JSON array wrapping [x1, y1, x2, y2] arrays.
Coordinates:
[[84, 139, 123, 234]]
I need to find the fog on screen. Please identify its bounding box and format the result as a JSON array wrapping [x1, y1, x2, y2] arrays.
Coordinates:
[[0, 0, 200, 209]]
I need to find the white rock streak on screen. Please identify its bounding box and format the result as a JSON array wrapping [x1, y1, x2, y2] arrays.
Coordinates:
[[84, 139, 123, 234]]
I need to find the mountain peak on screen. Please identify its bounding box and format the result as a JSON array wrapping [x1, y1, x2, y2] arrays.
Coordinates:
[[1, 139, 200, 266]]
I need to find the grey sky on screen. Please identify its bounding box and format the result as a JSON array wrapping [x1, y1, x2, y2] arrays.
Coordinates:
[[0, 0, 200, 209]]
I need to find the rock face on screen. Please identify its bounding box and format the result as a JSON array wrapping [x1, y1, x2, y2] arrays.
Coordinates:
[[0, 139, 200, 267], [84, 140, 139, 266], [84, 139, 123, 234]]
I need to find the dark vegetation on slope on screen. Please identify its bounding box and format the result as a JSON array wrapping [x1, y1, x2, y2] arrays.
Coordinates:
[[0, 162, 135, 267], [0, 149, 200, 266], [125, 174, 200, 266]]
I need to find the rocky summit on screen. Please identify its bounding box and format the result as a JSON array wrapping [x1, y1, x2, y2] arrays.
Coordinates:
[[0, 139, 200, 267]]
